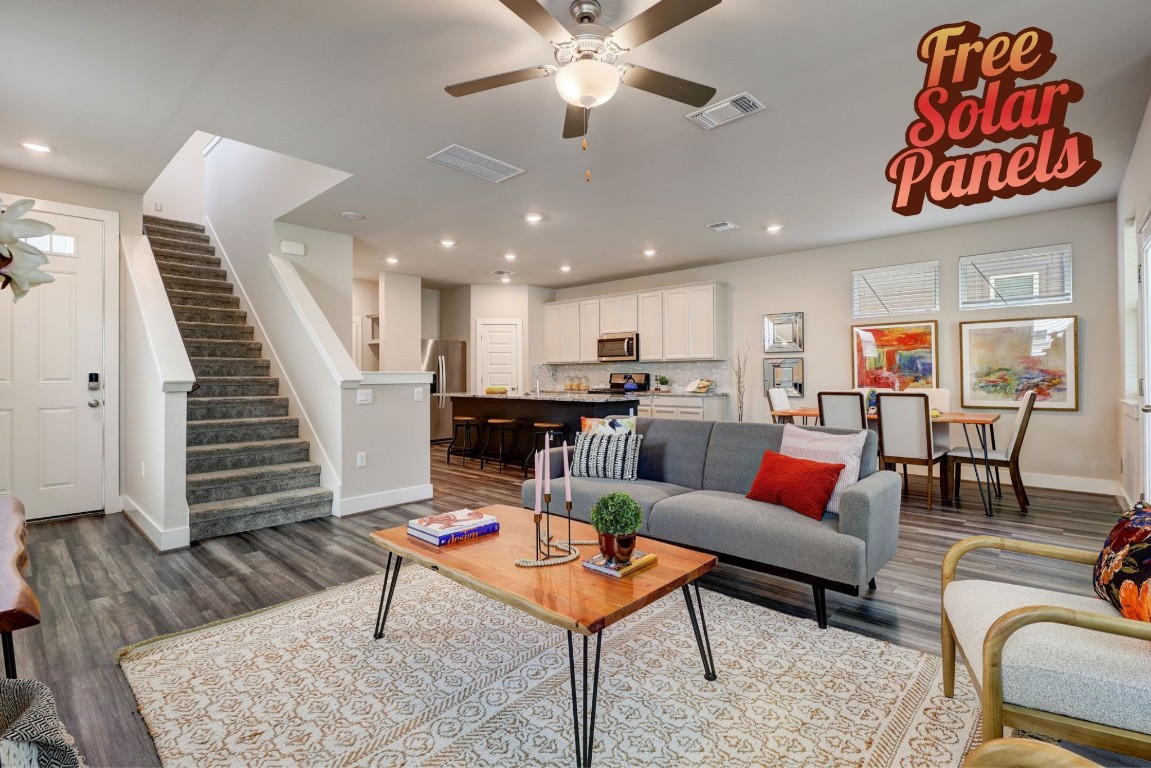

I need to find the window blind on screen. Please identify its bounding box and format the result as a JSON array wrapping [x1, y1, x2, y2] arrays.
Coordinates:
[[959, 244, 1072, 310], [851, 260, 939, 318]]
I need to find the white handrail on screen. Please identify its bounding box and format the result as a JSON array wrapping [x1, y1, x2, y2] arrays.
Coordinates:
[[122, 235, 195, 392]]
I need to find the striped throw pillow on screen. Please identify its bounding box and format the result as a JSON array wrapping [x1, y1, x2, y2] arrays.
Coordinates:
[[779, 424, 868, 513], [571, 433, 643, 481]]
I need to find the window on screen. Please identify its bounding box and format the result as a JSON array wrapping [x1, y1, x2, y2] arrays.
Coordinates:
[[22, 233, 75, 256], [851, 260, 939, 318], [959, 244, 1072, 310]]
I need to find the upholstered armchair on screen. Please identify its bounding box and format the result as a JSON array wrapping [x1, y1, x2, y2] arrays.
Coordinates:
[[941, 535, 1151, 760]]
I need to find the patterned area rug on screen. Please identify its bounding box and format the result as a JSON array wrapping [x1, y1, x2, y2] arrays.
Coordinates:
[[118, 567, 982, 767]]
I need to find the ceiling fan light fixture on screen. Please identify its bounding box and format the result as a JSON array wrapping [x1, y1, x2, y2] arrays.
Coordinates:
[[555, 59, 620, 108]]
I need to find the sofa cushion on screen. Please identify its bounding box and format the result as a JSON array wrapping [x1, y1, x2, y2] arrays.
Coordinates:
[[633, 418, 715, 489], [945, 580, 1151, 734], [581, 416, 636, 435], [702, 422, 878, 495], [571, 433, 643, 480], [746, 450, 844, 520], [780, 424, 868, 513], [646, 490, 867, 586], [521, 477, 691, 533]]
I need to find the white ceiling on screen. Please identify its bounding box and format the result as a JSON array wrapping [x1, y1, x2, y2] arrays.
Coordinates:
[[4, 1, 1150, 287]]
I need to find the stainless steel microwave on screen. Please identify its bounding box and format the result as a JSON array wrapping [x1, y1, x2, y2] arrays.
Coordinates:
[[597, 332, 639, 362]]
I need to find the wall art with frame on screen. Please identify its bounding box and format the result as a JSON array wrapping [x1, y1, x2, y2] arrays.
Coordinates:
[[851, 320, 937, 390], [959, 315, 1078, 410], [764, 312, 803, 353], [764, 357, 804, 397]]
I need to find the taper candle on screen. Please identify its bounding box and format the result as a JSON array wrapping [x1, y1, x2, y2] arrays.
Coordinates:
[[534, 452, 542, 514], [563, 440, 571, 503], [543, 432, 551, 496]]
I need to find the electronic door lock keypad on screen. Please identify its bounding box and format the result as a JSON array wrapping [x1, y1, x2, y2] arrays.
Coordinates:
[[88, 372, 100, 391]]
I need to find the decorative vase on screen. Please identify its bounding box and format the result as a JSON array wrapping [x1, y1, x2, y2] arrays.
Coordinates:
[[598, 532, 637, 565]]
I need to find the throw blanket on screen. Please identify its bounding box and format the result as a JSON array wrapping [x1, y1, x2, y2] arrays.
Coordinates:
[[0, 679, 82, 768]]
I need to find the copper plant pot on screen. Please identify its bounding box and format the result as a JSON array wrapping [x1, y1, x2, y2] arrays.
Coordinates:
[[598, 532, 637, 565]]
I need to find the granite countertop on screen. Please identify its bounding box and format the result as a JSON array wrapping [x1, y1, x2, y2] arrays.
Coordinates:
[[537, 389, 727, 398], [449, 393, 641, 403]]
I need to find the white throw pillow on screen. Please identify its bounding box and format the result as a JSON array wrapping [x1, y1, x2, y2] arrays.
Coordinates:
[[779, 424, 868, 513]]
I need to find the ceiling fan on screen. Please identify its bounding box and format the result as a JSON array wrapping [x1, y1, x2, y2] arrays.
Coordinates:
[[445, 0, 721, 139]]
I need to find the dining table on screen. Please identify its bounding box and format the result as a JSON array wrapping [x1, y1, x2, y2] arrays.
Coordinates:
[[769, 408, 1002, 517]]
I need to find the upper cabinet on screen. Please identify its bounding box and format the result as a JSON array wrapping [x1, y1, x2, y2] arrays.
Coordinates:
[[543, 282, 726, 363]]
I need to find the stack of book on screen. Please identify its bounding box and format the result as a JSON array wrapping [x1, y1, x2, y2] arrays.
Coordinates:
[[407, 509, 499, 546], [582, 551, 658, 578]]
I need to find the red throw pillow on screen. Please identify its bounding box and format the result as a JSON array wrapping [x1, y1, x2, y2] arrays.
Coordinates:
[[746, 450, 846, 520]]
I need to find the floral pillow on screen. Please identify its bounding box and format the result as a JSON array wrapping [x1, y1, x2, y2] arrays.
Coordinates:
[[1094, 500, 1151, 621], [581, 416, 636, 435]]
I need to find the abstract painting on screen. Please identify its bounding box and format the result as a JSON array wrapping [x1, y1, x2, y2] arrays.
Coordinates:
[[959, 316, 1078, 410], [851, 321, 937, 390]]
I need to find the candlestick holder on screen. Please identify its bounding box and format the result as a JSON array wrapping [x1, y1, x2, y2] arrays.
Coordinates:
[[516, 495, 593, 568]]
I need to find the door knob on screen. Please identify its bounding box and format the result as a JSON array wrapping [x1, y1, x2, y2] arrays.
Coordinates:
[[1142, 405, 1151, 413], [88, 399, 100, 408]]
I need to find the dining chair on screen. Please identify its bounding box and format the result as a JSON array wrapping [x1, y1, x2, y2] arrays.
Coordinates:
[[949, 389, 1037, 514], [768, 388, 793, 424], [876, 392, 949, 510], [817, 391, 866, 430]]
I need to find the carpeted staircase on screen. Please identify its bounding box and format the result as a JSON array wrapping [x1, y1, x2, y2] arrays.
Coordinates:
[[142, 215, 333, 541]]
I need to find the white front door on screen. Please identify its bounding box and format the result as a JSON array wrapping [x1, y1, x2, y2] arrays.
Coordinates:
[[0, 210, 105, 519], [477, 320, 521, 394]]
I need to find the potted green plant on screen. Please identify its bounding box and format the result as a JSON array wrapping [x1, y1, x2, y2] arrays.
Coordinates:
[[656, 375, 669, 391], [590, 491, 643, 565]]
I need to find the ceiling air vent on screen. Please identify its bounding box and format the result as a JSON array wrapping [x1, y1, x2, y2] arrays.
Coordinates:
[[427, 144, 525, 183], [706, 221, 740, 233], [686, 92, 765, 130]]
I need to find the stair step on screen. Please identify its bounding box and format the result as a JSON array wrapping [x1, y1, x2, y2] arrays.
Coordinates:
[[186, 438, 310, 473], [144, 215, 205, 233], [156, 260, 228, 282], [149, 248, 221, 269], [187, 396, 289, 421], [161, 274, 233, 295], [189, 376, 280, 398], [190, 357, 270, 377], [149, 235, 215, 255], [186, 462, 321, 505], [143, 225, 210, 245], [189, 487, 333, 541], [187, 416, 299, 446], [178, 321, 255, 341], [166, 290, 240, 309], [183, 339, 262, 359], [172, 304, 248, 325]]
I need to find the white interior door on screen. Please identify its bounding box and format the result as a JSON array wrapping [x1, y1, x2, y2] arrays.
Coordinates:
[[477, 320, 521, 394], [0, 211, 105, 519], [1140, 233, 1151, 499]]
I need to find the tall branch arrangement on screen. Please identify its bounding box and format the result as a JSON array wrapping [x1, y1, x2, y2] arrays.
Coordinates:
[[0, 199, 55, 300], [730, 341, 750, 422]]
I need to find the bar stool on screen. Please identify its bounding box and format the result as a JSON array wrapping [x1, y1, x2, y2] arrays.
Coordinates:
[[522, 421, 568, 478], [446, 416, 480, 465], [479, 418, 520, 473]]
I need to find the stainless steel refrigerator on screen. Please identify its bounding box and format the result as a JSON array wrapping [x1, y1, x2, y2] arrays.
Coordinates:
[[423, 339, 467, 441]]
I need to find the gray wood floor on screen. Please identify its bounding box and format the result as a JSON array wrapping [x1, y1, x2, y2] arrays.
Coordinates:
[[17, 445, 1140, 767]]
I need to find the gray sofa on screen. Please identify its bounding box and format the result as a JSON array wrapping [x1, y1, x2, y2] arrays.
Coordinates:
[[521, 418, 903, 628]]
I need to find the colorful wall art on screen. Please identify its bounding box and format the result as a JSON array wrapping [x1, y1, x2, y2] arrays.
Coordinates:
[[851, 321, 937, 390], [959, 316, 1078, 410]]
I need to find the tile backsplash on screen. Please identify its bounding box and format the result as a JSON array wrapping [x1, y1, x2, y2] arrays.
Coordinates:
[[536, 361, 732, 394]]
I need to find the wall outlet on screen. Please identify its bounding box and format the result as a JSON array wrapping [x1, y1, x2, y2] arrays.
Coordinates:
[[356, 389, 373, 405], [414, 387, 424, 402], [356, 452, 368, 467], [154, 202, 163, 212]]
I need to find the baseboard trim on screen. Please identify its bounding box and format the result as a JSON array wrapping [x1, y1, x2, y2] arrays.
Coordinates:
[[337, 484, 433, 517], [897, 464, 1119, 497], [122, 494, 191, 552]]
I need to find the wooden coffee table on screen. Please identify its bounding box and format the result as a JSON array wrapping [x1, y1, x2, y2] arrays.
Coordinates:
[[369, 503, 718, 767]]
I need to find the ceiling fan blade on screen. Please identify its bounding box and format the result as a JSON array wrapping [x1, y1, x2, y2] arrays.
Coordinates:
[[620, 64, 716, 107], [445, 66, 553, 97], [497, 0, 571, 42], [562, 105, 590, 139], [611, 0, 721, 50]]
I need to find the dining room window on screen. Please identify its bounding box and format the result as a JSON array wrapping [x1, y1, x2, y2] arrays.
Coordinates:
[[851, 260, 939, 318], [959, 244, 1072, 310]]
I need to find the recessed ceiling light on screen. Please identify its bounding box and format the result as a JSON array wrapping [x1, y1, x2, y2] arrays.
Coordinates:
[[493, 269, 514, 284], [341, 211, 364, 220], [504, 253, 517, 261], [643, 249, 657, 257], [21, 142, 53, 153], [766, 224, 784, 233], [440, 239, 456, 247], [524, 212, 544, 223], [560, 265, 572, 272], [501, 276, 511, 284], [385, 256, 399, 264]]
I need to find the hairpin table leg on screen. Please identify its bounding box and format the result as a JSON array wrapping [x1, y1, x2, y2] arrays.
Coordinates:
[[683, 581, 717, 681], [373, 553, 404, 640]]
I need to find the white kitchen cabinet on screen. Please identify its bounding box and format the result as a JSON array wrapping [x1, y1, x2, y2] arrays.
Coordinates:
[[646, 395, 729, 421], [637, 291, 664, 361], [662, 288, 691, 359], [578, 299, 600, 362], [544, 302, 580, 363], [663, 283, 725, 360], [599, 294, 638, 333]]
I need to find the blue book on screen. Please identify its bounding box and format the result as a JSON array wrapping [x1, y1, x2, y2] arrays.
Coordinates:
[[407, 521, 500, 546]]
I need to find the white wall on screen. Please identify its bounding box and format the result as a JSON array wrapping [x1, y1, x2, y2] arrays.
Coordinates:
[[468, 285, 555, 392], [380, 272, 422, 370], [556, 202, 1119, 493], [422, 288, 441, 339], [441, 286, 470, 342], [143, 131, 213, 224], [353, 279, 379, 316], [271, 221, 353, 349], [0, 167, 140, 235]]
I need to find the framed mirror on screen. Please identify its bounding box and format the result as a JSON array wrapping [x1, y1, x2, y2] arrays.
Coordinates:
[[764, 312, 803, 353], [764, 357, 804, 397]]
